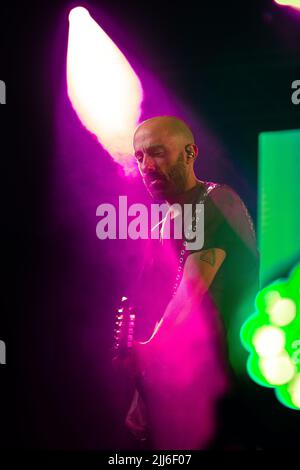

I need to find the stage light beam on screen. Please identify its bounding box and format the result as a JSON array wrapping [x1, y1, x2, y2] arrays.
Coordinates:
[[67, 6, 143, 174], [274, 0, 300, 10]]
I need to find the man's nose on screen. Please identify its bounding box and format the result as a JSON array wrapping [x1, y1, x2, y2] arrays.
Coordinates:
[[141, 154, 156, 173]]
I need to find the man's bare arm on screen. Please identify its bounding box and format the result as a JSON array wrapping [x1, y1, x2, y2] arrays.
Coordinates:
[[145, 247, 226, 339], [182, 247, 226, 294]]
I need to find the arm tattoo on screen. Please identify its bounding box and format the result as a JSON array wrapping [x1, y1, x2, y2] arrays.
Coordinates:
[[199, 249, 216, 266]]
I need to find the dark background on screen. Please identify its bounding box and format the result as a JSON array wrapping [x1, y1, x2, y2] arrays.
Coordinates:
[[0, 0, 300, 450]]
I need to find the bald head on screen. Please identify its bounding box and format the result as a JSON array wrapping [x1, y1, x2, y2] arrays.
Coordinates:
[[134, 116, 195, 147]]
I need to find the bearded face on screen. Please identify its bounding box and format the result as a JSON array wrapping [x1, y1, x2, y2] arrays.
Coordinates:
[[134, 127, 190, 202]]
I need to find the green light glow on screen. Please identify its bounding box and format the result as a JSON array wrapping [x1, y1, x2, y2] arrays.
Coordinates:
[[268, 297, 296, 327], [252, 326, 285, 357], [241, 130, 300, 410], [241, 263, 300, 409], [258, 130, 300, 286]]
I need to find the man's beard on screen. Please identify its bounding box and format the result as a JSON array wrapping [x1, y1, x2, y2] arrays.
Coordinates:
[[147, 153, 188, 202]]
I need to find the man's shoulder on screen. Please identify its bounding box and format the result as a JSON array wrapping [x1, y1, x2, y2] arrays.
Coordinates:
[[201, 181, 240, 204], [199, 181, 243, 218], [200, 181, 258, 253]]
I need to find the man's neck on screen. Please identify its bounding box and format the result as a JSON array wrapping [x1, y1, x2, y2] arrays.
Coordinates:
[[166, 179, 204, 207]]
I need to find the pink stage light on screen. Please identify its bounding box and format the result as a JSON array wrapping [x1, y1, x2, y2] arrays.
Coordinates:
[[67, 7, 143, 174], [274, 0, 300, 10]]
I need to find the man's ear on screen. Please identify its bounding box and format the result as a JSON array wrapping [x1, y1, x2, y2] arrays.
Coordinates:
[[185, 144, 199, 161], [190, 144, 198, 158]]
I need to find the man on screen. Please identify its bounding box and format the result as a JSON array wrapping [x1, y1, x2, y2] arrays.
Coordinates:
[[119, 116, 259, 449]]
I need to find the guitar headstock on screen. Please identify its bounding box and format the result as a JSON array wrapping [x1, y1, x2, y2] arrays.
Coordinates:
[[113, 296, 136, 356]]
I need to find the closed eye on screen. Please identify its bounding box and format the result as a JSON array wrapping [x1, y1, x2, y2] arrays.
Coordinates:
[[151, 150, 164, 157], [134, 147, 165, 162], [135, 152, 143, 162]]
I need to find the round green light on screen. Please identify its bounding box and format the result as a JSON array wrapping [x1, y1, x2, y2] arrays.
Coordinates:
[[240, 262, 300, 410]]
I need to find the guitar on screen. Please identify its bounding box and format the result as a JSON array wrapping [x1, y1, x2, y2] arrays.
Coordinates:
[[113, 297, 149, 445], [113, 296, 136, 358]]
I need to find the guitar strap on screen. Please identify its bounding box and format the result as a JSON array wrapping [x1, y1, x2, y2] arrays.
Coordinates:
[[171, 182, 220, 297]]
